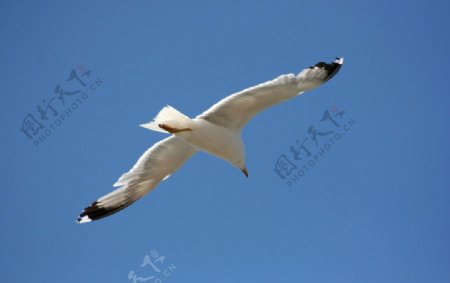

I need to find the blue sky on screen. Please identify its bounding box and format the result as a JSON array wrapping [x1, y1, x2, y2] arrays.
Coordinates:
[[1, 1, 449, 282]]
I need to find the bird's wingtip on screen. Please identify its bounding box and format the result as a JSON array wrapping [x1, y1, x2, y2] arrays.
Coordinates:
[[77, 215, 92, 224], [334, 57, 344, 65]]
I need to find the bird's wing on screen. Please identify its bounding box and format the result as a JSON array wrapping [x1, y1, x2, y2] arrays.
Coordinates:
[[197, 58, 343, 131], [77, 136, 196, 223]]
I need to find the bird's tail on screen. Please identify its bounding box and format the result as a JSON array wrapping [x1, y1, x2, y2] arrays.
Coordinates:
[[140, 105, 192, 133]]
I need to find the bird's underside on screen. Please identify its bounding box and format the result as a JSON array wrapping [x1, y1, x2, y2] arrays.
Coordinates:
[[77, 57, 344, 223]]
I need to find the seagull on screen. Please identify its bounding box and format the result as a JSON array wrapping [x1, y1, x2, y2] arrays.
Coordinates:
[[77, 57, 344, 223]]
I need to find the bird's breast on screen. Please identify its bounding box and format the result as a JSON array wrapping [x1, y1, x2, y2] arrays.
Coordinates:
[[176, 119, 244, 165]]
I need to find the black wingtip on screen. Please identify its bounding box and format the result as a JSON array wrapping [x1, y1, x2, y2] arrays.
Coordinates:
[[77, 200, 133, 224], [309, 57, 344, 82], [77, 201, 100, 224], [77, 201, 110, 224], [335, 57, 344, 64], [326, 57, 343, 81]]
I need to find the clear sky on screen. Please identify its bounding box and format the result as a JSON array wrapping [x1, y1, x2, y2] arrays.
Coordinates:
[[1, 1, 449, 282]]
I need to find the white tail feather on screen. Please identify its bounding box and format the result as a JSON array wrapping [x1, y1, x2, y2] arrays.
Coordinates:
[[140, 105, 191, 133]]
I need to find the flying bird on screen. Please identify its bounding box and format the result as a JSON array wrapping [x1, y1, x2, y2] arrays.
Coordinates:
[[77, 57, 344, 223]]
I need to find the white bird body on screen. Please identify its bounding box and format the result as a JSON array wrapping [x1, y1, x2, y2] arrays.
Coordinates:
[[178, 118, 246, 170], [77, 57, 344, 223], [140, 105, 246, 170]]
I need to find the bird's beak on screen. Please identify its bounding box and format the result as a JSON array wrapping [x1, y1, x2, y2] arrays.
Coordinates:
[[241, 167, 249, 178]]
